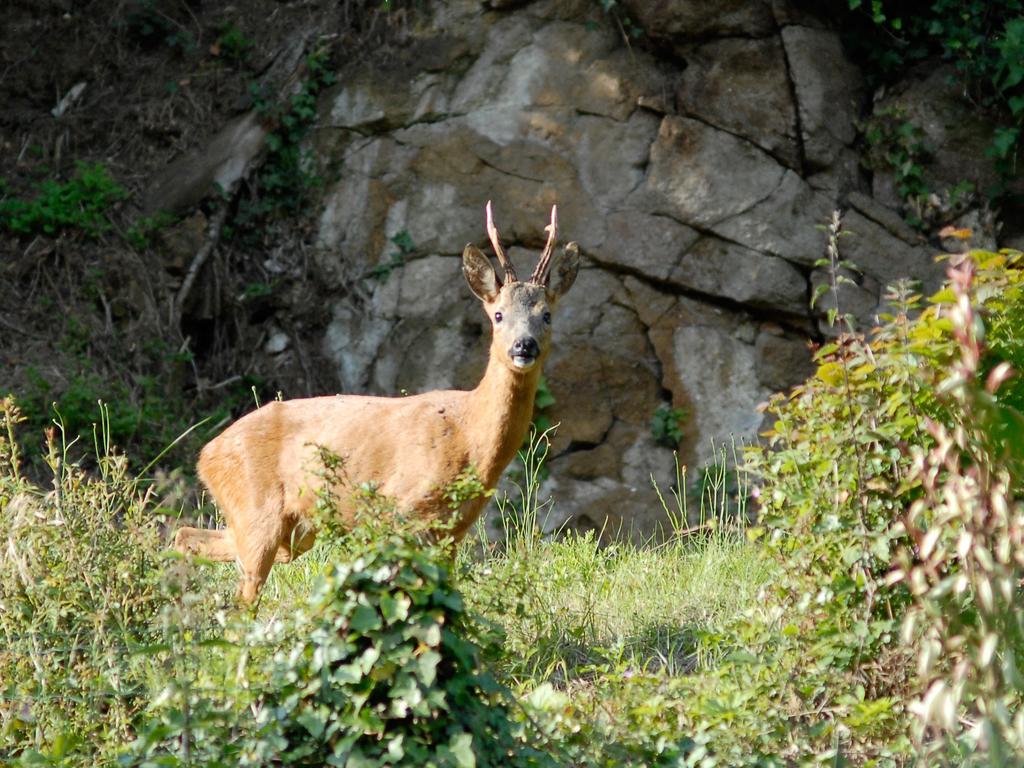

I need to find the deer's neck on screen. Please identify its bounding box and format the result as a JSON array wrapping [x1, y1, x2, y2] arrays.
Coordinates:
[[465, 353, 540, 485]]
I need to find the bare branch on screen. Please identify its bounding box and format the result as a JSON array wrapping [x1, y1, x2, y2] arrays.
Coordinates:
[[174, 203, 231, 323], [486, 200, 517, 283]]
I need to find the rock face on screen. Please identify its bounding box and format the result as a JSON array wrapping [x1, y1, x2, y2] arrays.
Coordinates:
[[308, 0, 963, 539]]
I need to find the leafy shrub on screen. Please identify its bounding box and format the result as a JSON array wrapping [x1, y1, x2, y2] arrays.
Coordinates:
[[127, 483, 553, 767], [976, 250, 1024, 417], [213, 23, 253, 66], [754, 228, 927, 702], [15, 365, 205, 473], [0, 163, 128, 238], [244, 534, 549, 767], [747, 222, 1024, 762], [0, 399, 168, 764], [232, 50, 335, 238], [650, 404, 686, 448], [119, 0, 196, 53], [846, 0, 1024, 186], [863, 106, 931, 218], [891, 258, 1024, 761]]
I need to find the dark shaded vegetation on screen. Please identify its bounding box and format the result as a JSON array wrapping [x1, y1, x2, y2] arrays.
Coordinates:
[[841, 0, 1024, 193], [0, 0, 419, 479]]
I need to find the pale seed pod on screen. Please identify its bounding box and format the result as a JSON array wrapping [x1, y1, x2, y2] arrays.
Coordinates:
[[957, 531, 973, 560], [921, 528, 941, 560], [979, 633, 998, 668], [977, 577, 994, 613]]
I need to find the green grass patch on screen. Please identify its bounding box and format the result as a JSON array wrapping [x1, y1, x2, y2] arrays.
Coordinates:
[[465, 530, 773, 683]]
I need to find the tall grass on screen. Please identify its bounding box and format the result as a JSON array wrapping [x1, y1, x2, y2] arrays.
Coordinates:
[[0, 399, 173, 762], [464, 430, 774, 684]]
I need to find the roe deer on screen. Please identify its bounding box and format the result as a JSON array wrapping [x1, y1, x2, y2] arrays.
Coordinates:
[[174, 202, 580, 601]]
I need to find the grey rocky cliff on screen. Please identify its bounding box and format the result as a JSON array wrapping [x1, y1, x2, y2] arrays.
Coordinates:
[[305, 0, 993, 538]]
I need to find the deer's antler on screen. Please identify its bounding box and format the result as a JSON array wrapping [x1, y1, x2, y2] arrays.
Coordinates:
[[530, 205, 558, 285], [486, 200, 517, 283]]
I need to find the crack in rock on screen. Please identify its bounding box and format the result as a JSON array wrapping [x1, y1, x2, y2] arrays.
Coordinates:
[[776, 22, 809, 176]]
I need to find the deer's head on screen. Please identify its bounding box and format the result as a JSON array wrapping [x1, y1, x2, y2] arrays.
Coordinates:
[[462, 202, 580, 374]]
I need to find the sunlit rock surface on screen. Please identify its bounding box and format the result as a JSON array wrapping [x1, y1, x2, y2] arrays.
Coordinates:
[[311, 0, 960, 538]]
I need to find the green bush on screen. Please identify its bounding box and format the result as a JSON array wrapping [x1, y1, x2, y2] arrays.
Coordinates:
[[976, 250, 1024, 418], [0, 163, 128, 238], [846, 0, 1024, 186], [891, 257, 1024, 761], [15, 366, 204, 473], [863, 106, 932, 221], [745, 233, 1024, 762], [246, 535, 548, 767], [214, 23, 253, 66], [0, 399, 168, 764], [232, 50, 335, 239], [126, 501, 553, 767], [650, 404, 686, 448]]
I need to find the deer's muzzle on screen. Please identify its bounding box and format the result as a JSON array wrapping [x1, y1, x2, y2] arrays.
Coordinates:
[[509, 336, 540, 369]]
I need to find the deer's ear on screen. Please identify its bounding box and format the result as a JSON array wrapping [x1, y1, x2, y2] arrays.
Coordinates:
[[463, 244, 501, 302], [547, 242, 580, 303]]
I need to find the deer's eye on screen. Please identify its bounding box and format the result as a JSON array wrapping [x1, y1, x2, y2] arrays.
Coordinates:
[[494, 311, 503, 323], [543, 311, 552, 324]]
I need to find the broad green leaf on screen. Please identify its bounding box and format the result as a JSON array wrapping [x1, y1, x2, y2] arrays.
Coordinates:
[[449, 732, 476, 768], [416, 649, 441, 687], [349, 604, 382, 633]]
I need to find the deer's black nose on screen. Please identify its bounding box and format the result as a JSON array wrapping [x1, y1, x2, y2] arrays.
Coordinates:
[[511, 337, 539, 358]]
